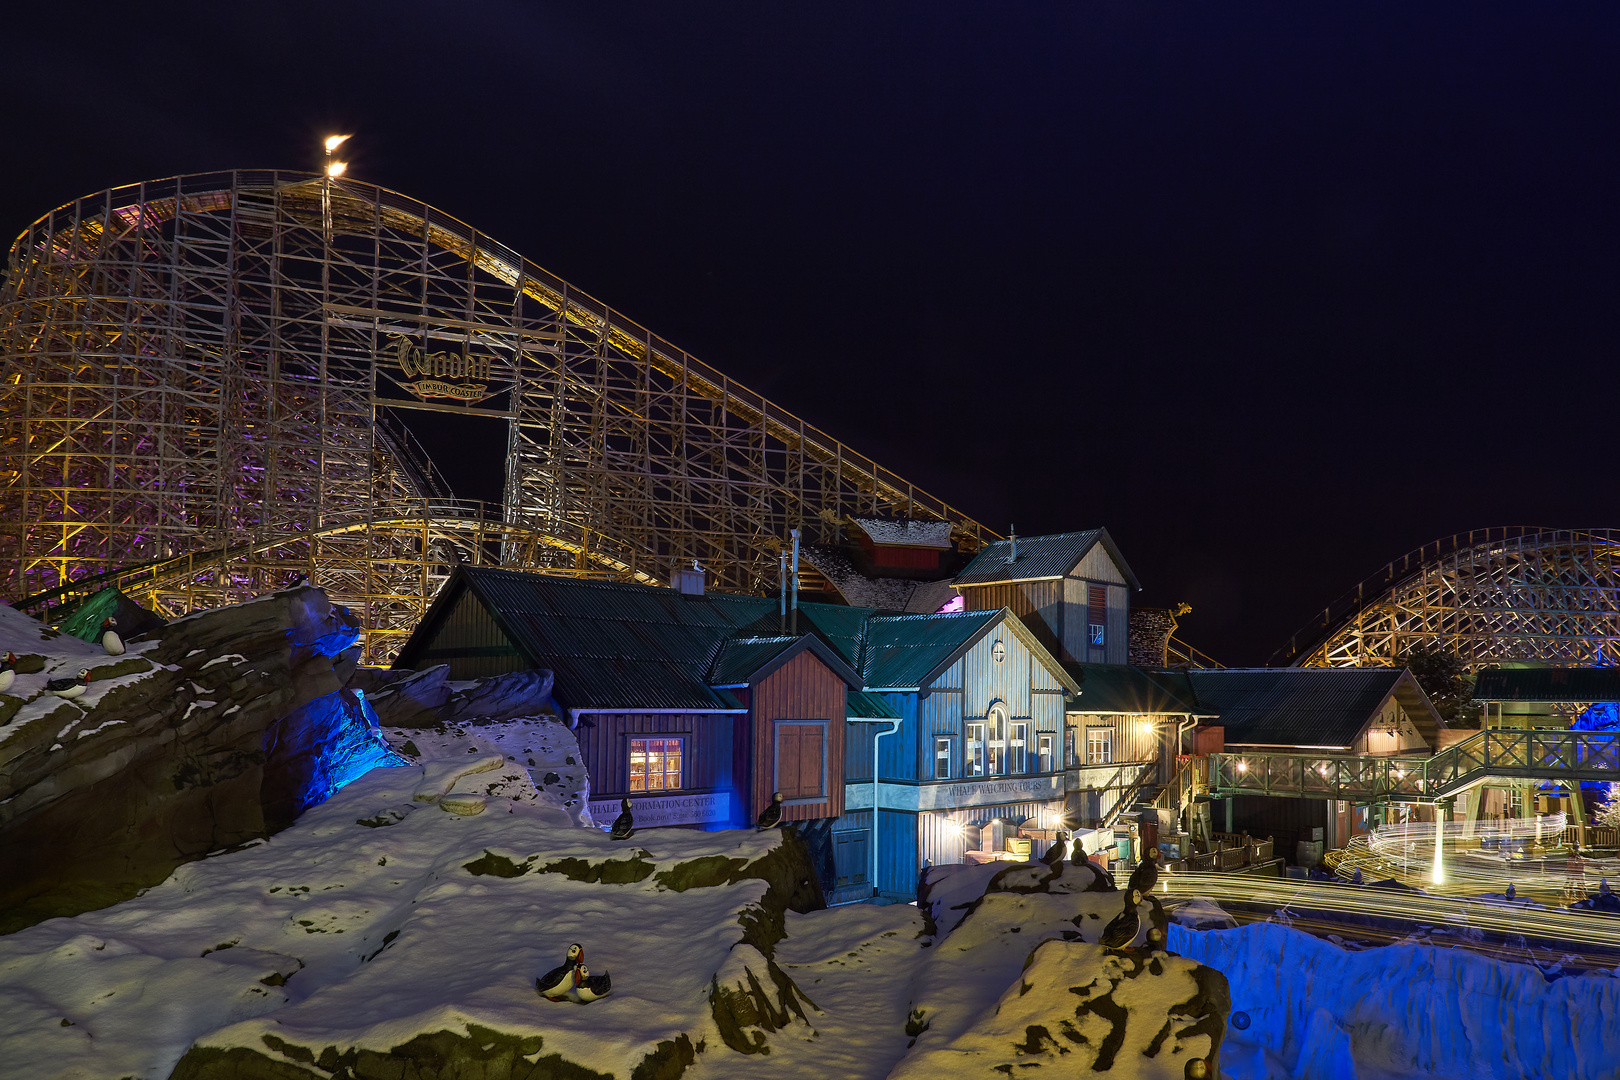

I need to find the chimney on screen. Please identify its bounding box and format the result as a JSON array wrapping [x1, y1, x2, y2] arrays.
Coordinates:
[[673, 559, 706, 596], [1007, 526, 1017, 564]]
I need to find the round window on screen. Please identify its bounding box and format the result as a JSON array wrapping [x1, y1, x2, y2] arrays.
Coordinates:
[[992, 640, 1006, 663]]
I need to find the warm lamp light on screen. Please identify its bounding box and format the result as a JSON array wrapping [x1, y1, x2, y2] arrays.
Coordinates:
[[324, 134, 352, 152], [326, 161, 348, 178]]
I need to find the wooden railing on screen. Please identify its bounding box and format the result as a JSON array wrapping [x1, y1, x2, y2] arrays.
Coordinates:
[[1170, 833, 1276, 873], [1208, 730, 1620, 803]]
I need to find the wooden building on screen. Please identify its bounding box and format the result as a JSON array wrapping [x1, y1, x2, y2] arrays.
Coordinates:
[[1187, 667, 1444, 856], [394, 525, 1180, 903], [952, 529, 1140, 665]]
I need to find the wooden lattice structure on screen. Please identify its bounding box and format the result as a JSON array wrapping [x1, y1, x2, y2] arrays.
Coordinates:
[[1, 170, 992, 661], [1274, 528, 1620, 670]]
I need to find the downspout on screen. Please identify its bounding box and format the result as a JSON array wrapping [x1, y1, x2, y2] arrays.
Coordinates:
[[790, 528, 801, 635], [871, 717, 902, 899]]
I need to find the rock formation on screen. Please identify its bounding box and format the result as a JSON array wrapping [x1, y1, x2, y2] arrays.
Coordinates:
[[0, 585, 398, 932]]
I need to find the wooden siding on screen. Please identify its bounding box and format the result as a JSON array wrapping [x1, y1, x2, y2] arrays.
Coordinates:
[[416, 590, 526, 680], [927, 624, 1065, 780], [959, 580, 1065, 661], [752, 650, 847, 823], [844, 718, 876, 782], [1073, 544, 1127, 586], [1072, 712, 1160, 766], [574, 712, 736, 798], [876, 809, 919, 897], [877, 693, 920, 781]]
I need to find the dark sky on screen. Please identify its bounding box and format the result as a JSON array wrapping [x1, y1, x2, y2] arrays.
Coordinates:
[[7, 3, 1619, 664]]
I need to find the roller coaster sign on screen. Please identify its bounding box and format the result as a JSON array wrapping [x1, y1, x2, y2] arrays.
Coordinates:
[[388, 334, 501, 402]]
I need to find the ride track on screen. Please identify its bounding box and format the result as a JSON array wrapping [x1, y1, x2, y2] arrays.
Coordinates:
[[1, 171, 994, 662]]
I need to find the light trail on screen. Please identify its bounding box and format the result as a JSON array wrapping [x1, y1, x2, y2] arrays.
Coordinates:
[[1326, 813, 1620, 900], [1158, 871, 1620, 955]]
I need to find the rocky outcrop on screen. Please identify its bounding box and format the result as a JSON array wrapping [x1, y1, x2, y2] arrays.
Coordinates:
[[0, 585, 395, 933]]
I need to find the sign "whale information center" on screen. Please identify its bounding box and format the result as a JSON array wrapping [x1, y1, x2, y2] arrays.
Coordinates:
[[390, 335, 496, 402], [587, 791, 730, 829]]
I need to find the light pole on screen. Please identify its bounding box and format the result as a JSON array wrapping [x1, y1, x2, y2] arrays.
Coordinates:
[[322, 134, 350, 239]]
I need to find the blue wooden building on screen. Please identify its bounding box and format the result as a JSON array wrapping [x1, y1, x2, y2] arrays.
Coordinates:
[[393, 528, 1184, 903]]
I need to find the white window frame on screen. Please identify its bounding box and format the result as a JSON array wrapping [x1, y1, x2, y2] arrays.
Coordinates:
[[628, 735, 685, 792], [1038, 733, 1054, 773], [966, 723, 986, 776], [1010, 721, 1029, 774], [1087, 727, 1113, 765], [934, 736, 953, 780], [987, 704, 1008, 775]]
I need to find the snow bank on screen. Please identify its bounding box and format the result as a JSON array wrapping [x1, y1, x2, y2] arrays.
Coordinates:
[[1168, 921, 1620, 1080]]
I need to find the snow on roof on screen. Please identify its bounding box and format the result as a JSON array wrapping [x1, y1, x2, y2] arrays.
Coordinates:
[[851, 517, 953, 549]]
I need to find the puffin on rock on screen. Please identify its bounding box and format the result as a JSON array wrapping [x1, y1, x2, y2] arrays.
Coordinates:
[[45, 669, 92, 699], [609, 798, 635, 840], [1144, 894, 1169, 949], [1127, 846, 1160, 897], [1039, 833, 1068, 866], [756, 791, 784, 830], [537, 944, 585, 1001], [0, 652, 17, 694], [100, 618, 125, 656], [570, 962, 612, 1002], [1098, 888, 1143, 949]]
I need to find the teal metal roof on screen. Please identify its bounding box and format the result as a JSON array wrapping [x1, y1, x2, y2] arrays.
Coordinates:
[[709, 636, 802, 686], [1472, 667, 1620, 703], [1063, 662, 1207, 716], [1186, 668, 1441, 749], [861, 609, 1001, 688], [954, 527, 1141, 589], [847, 690, 902, 720]]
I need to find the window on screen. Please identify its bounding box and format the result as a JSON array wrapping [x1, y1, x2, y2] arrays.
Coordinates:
[[934, 737, 952, 780], [1065, 728, 1077, 768], [1087, 727, 1113, 765], [1038, 733, 1054, 773], [834, 831, 869, 887], [966, 723, 986, 775], [776, 723, 826, 800], [629, 737, 684, 791], [986, 706, 1008, 775], [1010, 722, 1029, 774], [1088, 584, 1107, 648]]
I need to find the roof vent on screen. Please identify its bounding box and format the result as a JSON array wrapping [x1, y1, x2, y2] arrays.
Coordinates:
[[1007, 527, 1018, 564], [672, 560, 706, 596]]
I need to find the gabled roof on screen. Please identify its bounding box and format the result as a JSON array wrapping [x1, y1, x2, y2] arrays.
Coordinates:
[[1063, 663, 1209, 717], [860, 607, 1079, 695], [1186, 668, 1445, 751], [1472, 667, 1620, 703], [861, 609, 1002, 689], [953, 528, 1141, 590], [851, 517, 954, 549], [847, 690, 902, 720], [709, 633, 860, 689], [397, 567, 864, 713]]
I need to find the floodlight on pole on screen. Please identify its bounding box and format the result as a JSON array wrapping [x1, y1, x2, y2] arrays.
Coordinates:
[[326, 161, 347, 177], [324, 134, 352, 152]]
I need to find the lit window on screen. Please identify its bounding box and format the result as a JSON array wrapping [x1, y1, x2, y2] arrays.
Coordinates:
[[1087, 728, 1113, 765], [1010, 722, 1029, 774], [987, 706, 1008, 775], [629, 737, 684, 791], [1038, 733, 1054, 773], [935, 737, 952, 780], [1089, 623, 1106, 646], [966, 723, 986, 775]]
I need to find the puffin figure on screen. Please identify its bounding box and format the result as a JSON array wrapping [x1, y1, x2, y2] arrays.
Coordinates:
[[100, 618, 124, 656], [756, 791, 784, 830], [1506, 882, 1517, 901], [45, 669, 92, 699], [571, 962, 612, 1002], [1601, 878, 1613, 896], [0, 652, 17, 694], [1040, 833, 1068, 867], [1127, 846, 1161, 897], [1144, 894, 1169, 949], [1098, 888, 1143, 949], [1351, 868, 1364, 885], [610, 798, 635, 841], [537, 944, 585, 1001]]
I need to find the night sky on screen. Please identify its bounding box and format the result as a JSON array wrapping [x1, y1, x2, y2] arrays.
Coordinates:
[[7, 3, 1619, 664]]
